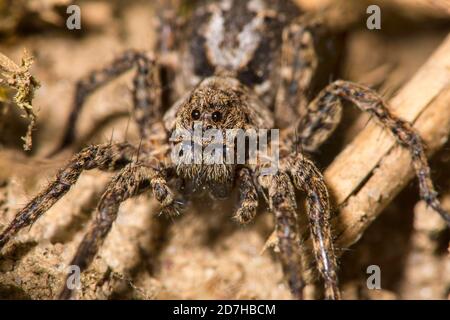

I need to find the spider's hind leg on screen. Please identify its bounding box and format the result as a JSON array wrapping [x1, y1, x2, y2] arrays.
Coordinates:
[[275, 13, 343, 129], [285, 91, 343, 153], [258, 172, 305, 299], [54, 50, 161, 154], [0, 142, 136, 250], [275, 15, 321, 128], [310, 80, 450, 225], [286, 154, 340, 300], [233, 167, 258, 224]]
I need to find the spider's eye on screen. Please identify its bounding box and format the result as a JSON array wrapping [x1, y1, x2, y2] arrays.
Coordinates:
[[212, 111, 222, 122], [191, 109, 201, 120]]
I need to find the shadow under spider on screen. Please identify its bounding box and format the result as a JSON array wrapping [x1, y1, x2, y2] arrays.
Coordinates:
[[110, 194, 273, 299], [0, 284, 32, 299], [338, 186, 416, 297], [44, 111, 129, 157], [0, 241, 38, 300], [49, 186, 106, 244], [0, 241, 37, 263], [108, 208, 173, 299]]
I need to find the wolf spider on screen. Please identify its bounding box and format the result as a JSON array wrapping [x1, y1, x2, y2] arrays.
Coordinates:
[[1, 0, 449, 300]]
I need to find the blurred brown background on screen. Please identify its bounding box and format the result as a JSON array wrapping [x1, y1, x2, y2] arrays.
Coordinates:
[[0, 0, 449, 299]]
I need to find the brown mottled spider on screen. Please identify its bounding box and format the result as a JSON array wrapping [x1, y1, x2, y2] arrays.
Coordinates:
[[1, 0, 449, 300]]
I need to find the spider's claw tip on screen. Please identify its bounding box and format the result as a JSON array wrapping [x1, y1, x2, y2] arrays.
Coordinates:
[[159, 200, 184, 217]]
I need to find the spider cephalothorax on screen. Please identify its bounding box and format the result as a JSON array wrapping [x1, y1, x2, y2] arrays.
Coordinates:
[[166, 76, 273, 197], [1, 0, 449, 300]]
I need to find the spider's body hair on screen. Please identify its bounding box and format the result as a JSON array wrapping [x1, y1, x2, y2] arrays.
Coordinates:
[[164, 76, 273, 197], [1, 0, 448, 301], [176, 0, 341, 127], [177, 0, 301, 107]]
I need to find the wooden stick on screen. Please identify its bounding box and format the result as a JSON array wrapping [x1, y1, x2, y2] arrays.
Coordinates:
[[296, 0, 450, 18], [326, 34, 450, 248], [264, 33, 450, 292], [264, 35, 450, 292], [377, 0, 450, 18], [263, 34, 450, 255]]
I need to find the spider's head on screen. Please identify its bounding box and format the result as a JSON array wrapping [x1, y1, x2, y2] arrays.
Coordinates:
[[175, 76, 251, 131], [166, 76, 272, 198]]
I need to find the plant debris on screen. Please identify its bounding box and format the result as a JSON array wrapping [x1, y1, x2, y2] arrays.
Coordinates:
[[0, 49, 40, 151]]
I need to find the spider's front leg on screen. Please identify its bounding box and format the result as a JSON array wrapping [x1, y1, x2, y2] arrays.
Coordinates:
[[53, 50, 161, 153], [284, 153, 340, 300], [58, 160, 176, 299], [257, 172, 305, 299], [0, 142, 137, 250], [233, 167, 258, 224], [293, 80, 450, 226], [256, 152, 340, 300]]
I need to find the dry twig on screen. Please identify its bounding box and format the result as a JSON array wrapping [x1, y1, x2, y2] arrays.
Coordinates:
[[263, 34, 450, 293], [327, 34, 450, 248], [296, 0, 450, 18]]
